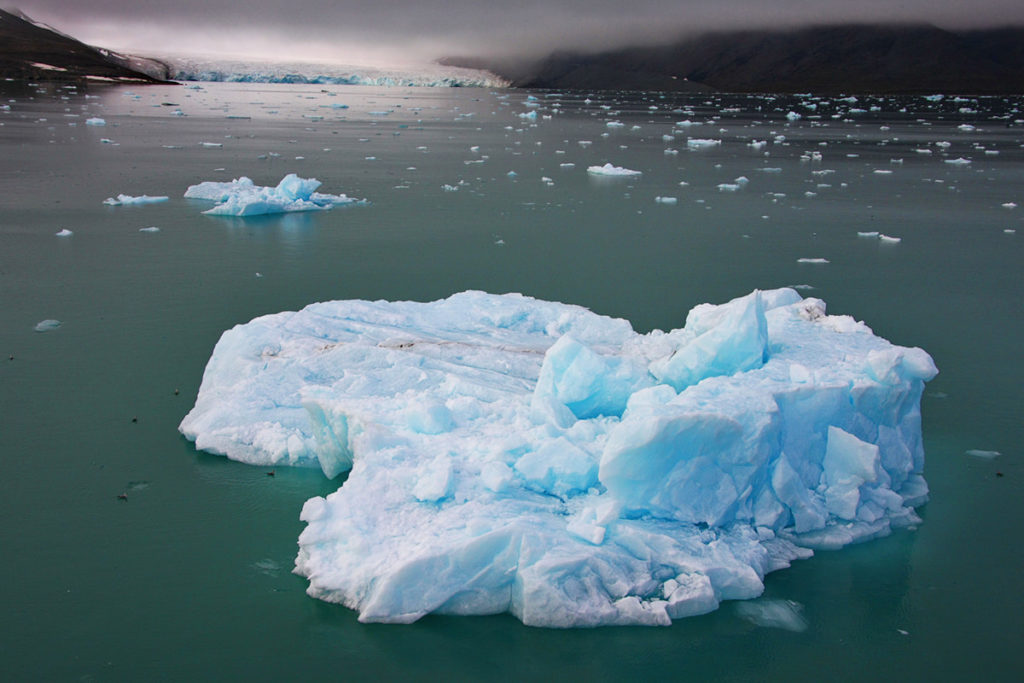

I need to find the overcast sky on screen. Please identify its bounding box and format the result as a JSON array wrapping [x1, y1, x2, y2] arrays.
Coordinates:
[[14, 0, 1024, 65]]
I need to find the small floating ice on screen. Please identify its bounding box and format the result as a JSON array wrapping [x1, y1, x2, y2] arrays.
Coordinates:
[[965, 449, 1001, 459], [857, 231, 880, 238], [34, 319, 61, 332], [945, 158, 972, 166], [687, 139, 721, 149], [185, 174, 363, 216], [587, 163, 642, 177], [879, 234, 902, 243], [654, 196, 677, 204], [797, 257, 829, 264], [85, 117, 106, 126], [735, 599, 808, 632], [139, 226, 161, 233], [103, 194, 170, 206], [55, 228, 73, 237]]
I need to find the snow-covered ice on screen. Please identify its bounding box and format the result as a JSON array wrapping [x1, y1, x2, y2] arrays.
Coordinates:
[[181, 289, 936, 627], [184, 174, 364, 216]]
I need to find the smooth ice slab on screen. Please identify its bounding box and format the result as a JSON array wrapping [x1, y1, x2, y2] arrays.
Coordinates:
[[181, 289, 936, 627], [184, 173, 364, 216]]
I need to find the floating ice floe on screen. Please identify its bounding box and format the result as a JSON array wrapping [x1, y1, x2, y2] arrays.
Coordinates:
[[85, 117, 106, 126], [687, 139, 721, 150], [34, 319, 61, 332], [797, 257, 830, 264], [587, 163, 642, 177], [965, 449, 1000, 459], [945, 158, 972, 166], [139, 226, 161, 233], [103, 194, 170, 206], [184, 174, 364, 216], [181, 288, 936, 627], [55, 228, 72, 237]]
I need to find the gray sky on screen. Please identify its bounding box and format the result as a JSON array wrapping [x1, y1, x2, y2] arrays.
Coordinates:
[[13, 0, 1024, 64]]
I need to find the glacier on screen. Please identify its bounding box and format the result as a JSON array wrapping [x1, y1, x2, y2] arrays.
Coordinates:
[[180, 289, 936, 627], [184, 174, 364, 216], [165, 56, 508, 88]]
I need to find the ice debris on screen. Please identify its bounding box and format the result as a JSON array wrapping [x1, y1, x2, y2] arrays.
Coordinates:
[[55, 228, 72, 237], [34, 319, 61, 332], [184, 173, 364, 216], [103, 194, 170, 206], [180, 289, 936, 627]]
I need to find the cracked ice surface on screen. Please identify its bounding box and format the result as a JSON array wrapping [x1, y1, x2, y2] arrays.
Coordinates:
[[180, 289, 936, 627]]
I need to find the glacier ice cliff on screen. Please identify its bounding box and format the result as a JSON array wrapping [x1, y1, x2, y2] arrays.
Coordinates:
[[180, 289, 936, 627]]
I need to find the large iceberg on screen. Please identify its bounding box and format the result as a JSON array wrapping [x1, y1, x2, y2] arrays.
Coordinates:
[[184, 174, 364, 216], [180, 289, 936, 627]]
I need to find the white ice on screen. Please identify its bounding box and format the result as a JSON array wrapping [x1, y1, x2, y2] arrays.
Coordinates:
[[181, 289, 936, 627], [103, 194, 170, 206], [183, 173, 364, 216], [587, 163, 642, 177]]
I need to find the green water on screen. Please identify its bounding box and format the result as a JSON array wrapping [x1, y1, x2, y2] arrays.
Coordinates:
[[0, 82, 1021, 681]]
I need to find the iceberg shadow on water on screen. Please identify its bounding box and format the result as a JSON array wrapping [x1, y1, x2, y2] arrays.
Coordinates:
[[179, 288, 937, 627]]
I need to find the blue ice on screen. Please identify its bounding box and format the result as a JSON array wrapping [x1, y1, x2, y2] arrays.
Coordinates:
[[180, 289, 936, 627]]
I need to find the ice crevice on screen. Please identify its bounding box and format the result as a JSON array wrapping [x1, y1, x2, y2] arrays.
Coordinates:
[[180, 288, 937, 627]]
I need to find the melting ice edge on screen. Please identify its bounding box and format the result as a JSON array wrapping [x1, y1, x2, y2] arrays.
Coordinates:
[[180, 288, 936, 627]]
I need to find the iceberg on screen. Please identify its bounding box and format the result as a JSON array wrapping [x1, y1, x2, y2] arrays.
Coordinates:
[[180, 289, 936, 627], [184, 173, 364, 216]]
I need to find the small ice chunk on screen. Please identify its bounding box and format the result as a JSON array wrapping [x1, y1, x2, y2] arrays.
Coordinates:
[[797, 258, 829, 264], [735, 599, 808, 632], [587, 163, 642, 177], [103, 194, 170, 206], [687, 138, 721, 149], [879, 234, 901, 243], [34, 319, 61, 332], [55, 228, 73, 237], [965, 449, 1000, 459], [139, 226, 161, 233], [85, 117, 105, 126]]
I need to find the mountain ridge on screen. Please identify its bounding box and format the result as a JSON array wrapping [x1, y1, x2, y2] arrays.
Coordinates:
[[442, 23, 1024, 94], [0, 7, 173, 83]]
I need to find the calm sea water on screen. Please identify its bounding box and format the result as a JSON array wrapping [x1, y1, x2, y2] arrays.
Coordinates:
[[1, 81, 1021, 681]]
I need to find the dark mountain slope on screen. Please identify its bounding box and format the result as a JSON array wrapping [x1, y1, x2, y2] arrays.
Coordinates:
[[0, 8, 171, 82], [444, 24, 1024, 94]]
